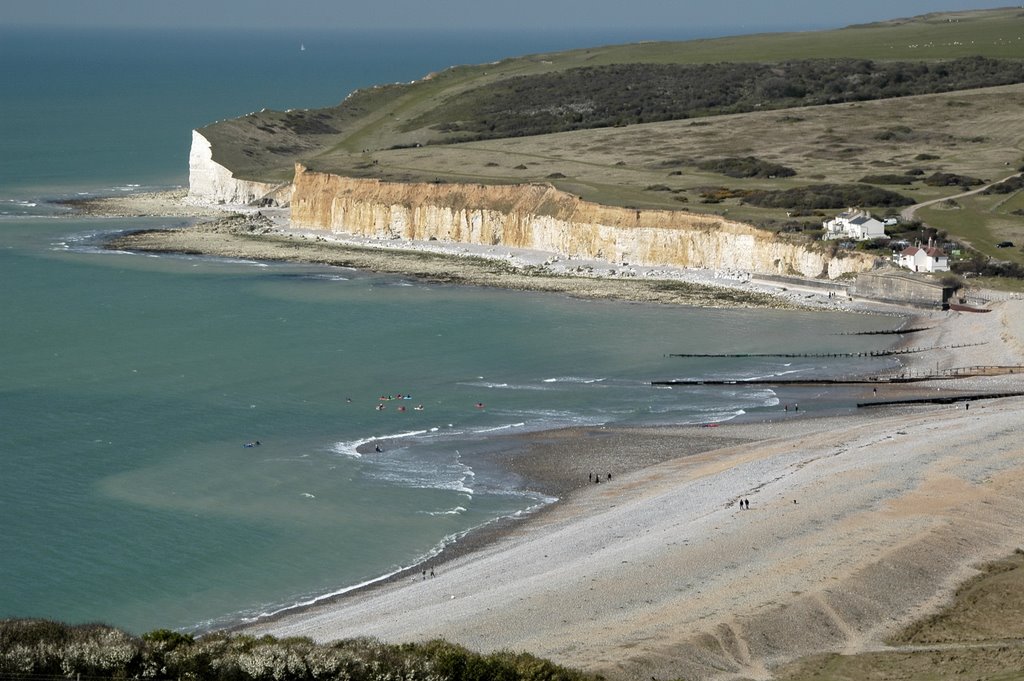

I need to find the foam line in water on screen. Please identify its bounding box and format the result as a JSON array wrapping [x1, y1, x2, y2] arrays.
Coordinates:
[[458, 380, 552, 391], [330, 429, 430, 458], [542, 376, 607, 384], [471, 422, 526, 434], [420, 506, 468, 516], [744, 367, 811, 381]]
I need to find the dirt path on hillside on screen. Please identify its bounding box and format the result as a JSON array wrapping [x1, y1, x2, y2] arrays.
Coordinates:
[[899, 171, 1022, 224]]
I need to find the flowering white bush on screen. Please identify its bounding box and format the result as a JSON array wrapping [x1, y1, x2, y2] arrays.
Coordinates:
[[0, 619, 592, 681], [0, 644, 37, 673], [58, 633, 137, 676]]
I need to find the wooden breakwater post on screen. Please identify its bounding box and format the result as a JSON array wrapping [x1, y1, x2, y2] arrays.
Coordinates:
[[857, 391, 1024, 408], [836, 326, 933, 336], [665, 343, 985, 360]]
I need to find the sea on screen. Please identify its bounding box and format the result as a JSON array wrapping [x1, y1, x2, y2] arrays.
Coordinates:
[[0, 26, 901, 635]]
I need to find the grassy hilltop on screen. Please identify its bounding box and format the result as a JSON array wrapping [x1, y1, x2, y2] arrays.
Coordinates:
[[201, 7, 1024, 267]]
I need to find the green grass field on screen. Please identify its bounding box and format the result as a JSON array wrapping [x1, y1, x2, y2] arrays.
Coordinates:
[[200, 7, 1024, 279], [919, 187, 1024, 263], [204, 7, 1024, 184]]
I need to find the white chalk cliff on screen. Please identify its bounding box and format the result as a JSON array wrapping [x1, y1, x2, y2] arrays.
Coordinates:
[[186, 142, 878, 278], [187, 130, 289, 206]]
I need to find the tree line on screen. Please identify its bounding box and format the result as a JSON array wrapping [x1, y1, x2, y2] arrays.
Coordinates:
[[407, 56, 1024, 142]]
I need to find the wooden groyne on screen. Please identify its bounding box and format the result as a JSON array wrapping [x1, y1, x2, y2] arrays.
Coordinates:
[[837, 326, 933, 336], [858, 391, 1024, 408], [655, 378, 880, 386], [666, 343, 982, 359], [652, 365, 1024, 386]]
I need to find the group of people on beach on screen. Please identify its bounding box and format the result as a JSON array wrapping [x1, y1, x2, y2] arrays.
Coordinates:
[[589, 472, 612, 483]]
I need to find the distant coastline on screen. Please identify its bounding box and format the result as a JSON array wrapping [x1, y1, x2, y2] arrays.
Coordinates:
[[78, 190, 876, 312]]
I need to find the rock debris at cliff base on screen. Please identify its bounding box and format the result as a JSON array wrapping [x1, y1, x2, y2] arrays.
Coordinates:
[[105, 220, 813, 310]]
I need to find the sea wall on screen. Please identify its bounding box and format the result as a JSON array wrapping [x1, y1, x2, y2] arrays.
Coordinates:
[[290, 165, 877, 279], [187, 131, 290, 206], [855, 269, 953, 308]]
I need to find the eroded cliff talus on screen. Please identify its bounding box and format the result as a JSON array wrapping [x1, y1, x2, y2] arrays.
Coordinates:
[[289, 164, 876, 279]]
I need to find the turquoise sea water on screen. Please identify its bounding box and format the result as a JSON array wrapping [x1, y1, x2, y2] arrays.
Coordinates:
[[0, 27, 901, 634]]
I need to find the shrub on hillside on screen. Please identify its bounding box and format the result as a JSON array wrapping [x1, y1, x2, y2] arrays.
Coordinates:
[[696, 156, 796, 178], [858, 174, 917, 185], [952, 257, 1024, 279], [982, 175, 1024, 194], [873, 126, 918, 141], [281, 111, 338, 135], [742, 184, 913, 209], [924, 172, 984, 187]]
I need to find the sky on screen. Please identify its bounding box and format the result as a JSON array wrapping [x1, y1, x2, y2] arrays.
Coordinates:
[[0, 0, 1008, 32]]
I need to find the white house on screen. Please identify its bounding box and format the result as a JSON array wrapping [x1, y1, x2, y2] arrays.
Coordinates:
[[822, 209, 886, 241], [897, 245, 950, 273]]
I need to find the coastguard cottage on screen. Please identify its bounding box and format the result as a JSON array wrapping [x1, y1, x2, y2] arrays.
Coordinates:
[[822, 208, 886, 241], [897, 244, 950, 272]]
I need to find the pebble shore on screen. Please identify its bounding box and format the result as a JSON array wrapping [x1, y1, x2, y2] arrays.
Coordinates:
[[75, 189, 1024, 680]]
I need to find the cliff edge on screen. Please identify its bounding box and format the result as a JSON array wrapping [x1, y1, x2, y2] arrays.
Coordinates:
[[187, 130, 291, 206], [289, 164, 876, 279], [185, 125, 879, 279]]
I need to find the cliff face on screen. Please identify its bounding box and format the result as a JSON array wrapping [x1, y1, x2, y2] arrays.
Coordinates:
[[290, 165, 876, 279], [187, 131, 290, 206]]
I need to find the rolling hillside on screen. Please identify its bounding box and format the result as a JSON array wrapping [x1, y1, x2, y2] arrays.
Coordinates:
[[198, 8, 1024, 262]]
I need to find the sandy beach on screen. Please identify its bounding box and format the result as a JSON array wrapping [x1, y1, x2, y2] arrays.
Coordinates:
[[78, 190, 1024, 679], [243, 300, 1024, 680]]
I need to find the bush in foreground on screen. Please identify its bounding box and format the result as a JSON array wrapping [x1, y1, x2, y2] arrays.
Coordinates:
[[0, 619, 597, 681]]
